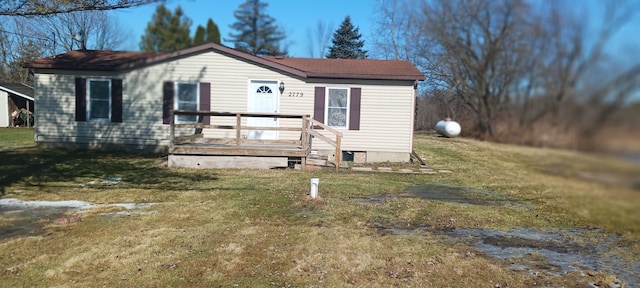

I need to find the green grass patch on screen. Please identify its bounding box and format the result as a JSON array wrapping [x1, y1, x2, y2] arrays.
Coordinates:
[[0, 128, 34, 150]]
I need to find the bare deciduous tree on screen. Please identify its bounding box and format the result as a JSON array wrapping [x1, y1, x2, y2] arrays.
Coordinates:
[[31, 10, 129, 53], [0, 9, 130, 83], [372, 0, 640, 150], [370, 0, 422, 61], [0, 0, 161, 16], [306, 20, 333, 58], [420, 0, 532, 138], [0, 18, 48, 83]]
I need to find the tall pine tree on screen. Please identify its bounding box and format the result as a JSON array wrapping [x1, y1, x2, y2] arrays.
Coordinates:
[[140, 5, 192, 52], [193, 19, 220, 45], [228, 0, 286, 56], [205, 19, 221, 44], [193, 25, 206, 45], [326, 16, 367, 59]]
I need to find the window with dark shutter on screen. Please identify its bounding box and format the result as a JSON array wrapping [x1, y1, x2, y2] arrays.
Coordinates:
[[315, 86, 361, 130], [76, 78, 123, 123]]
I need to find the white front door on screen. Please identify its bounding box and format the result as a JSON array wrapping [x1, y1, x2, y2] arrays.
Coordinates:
[[248, 80, 279, 139]]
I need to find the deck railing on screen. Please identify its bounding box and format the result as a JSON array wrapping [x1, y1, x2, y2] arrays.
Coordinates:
[[170, 110, 343, 171], [306, 118, 342, 170]]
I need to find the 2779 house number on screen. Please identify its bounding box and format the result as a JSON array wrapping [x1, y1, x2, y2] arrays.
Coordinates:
[[287, 92, 304, 97]]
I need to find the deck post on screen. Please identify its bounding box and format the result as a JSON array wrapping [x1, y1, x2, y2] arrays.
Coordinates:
[[235, 113, 241, 147], [301, 116, 310, 170], [335, 134, 341, 171], [301, 116, 308, 149], [170, 110, 175, 146]]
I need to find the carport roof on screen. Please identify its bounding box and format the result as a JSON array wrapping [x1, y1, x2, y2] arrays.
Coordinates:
[[0, 83, 34, 101]]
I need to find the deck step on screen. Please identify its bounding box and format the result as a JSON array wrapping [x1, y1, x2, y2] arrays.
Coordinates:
[[306, 157, 329, 166]]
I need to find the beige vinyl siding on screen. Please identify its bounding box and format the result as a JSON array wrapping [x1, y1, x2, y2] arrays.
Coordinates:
[[356, 84, 414, 153], [34, 49, 416, 156], [34, 70, 170, 146], [308, 83, 415, 154], [33, 51, 289, 146], [165, 52, 309, 140]]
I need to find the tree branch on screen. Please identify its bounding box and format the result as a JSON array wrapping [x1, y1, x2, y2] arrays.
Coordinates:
[[0, 0, 162, 16]]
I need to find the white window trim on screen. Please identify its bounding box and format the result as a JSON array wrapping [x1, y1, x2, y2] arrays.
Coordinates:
[[325, 87, 350, 129], [87, 78, 111, 121], [174, 82, 200, 124]]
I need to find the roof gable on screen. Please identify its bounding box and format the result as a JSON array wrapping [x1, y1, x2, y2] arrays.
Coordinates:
[[23, 42, 424, 81]]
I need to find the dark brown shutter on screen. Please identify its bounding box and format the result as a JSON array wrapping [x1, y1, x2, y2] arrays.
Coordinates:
[[199, 82, 211, 125], [75, 78, 86, 122], [162, 81, 174, 124], [111, 79, 123, 123], [349, 87, 361, 130], [313, 87, 325, 125]]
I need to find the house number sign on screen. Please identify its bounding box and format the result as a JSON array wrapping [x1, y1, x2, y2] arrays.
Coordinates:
[[287, 92, 304, 97]]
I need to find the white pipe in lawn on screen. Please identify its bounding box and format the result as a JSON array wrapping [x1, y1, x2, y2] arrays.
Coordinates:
[[310, 178, 320, 198]]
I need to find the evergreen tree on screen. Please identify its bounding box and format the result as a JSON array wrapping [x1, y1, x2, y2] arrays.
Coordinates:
[[193, 19, 220, 45], [140, 5, 192, 52], [326, 16, 367, 59], [193, 25, 206, 45], [205, 19, 221, 44], [228, 0, 286, 56]]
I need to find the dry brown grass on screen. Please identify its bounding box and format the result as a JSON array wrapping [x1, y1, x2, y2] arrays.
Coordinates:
[[1, 133, 639, 287]]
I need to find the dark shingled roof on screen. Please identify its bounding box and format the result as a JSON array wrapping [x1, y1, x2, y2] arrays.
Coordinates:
[[262, 56, 425, 81], [23, 50, 164, 71], [0, 82, 34, 99], [24, 42, 425, 81]]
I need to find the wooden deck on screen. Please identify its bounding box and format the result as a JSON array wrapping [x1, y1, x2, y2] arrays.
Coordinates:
[[168, 111, 342, 170]]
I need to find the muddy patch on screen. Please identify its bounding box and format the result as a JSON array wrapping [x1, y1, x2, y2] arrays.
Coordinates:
[[0, 206, 77, 239], [452, 228, 638, 285], [353, 184, 530, 208], [358, 184, 639, 285], [375, 225, 638, 285], [0, 198, 157, 240], [352, 194, 398, 204], [405, 183, 530, 207]]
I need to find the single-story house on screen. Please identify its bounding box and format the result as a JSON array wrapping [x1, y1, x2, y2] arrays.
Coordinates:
[[23, 42, 424, 168], [0, 83, 34, 127]]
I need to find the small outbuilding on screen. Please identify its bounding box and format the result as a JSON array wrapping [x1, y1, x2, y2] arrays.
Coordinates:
[[23, 42, 424, 169]]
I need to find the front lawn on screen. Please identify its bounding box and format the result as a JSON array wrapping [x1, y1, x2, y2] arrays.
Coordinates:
[[0, 133, 638, 287]]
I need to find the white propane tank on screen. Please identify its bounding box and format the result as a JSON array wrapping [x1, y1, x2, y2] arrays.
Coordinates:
[[435, 118, 461, 138]]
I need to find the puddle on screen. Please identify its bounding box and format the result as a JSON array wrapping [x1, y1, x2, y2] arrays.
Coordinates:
[[452, 228, 639, 285], [1, 206, 78, 238], [0, 198, 156, 240], [358, 184, 640, 285], [374, 225, 639, 285]]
